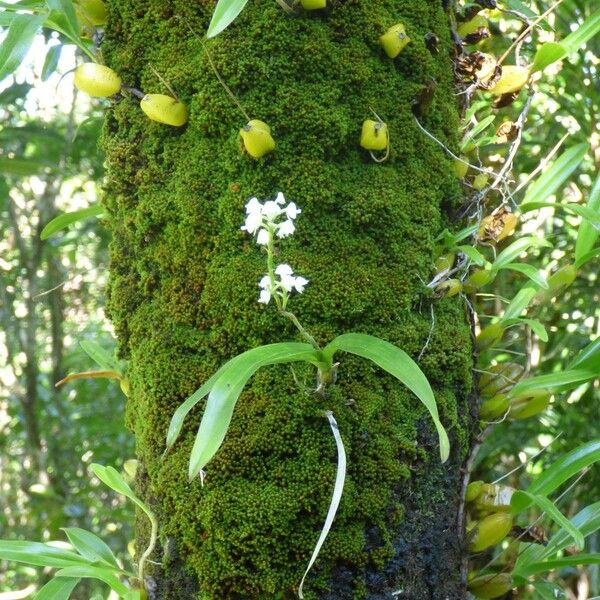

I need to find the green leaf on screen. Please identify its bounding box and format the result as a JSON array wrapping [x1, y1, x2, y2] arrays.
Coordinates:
[[497, 263, 548, 289], [188, 343, 321, 479], [527, 440, 600, 498], [575, 174, 600, 261], [55, 565, 129, 596], [531, 42, 566, 72], [40, 204, 104, 239], [492, 236, 551, 270], [45, 0, 78, 37], [516, 554, 600, 578], [206, 0, 249, 39], [79, 340, 121, 374], [561, 8, 600, 54], [61, 528, 119, 569], [510, 369, 596, 397], [522, 143, 588, 205], [574, 248, 600, 269], [41, 42, 61, 80], [322, 333, 449, 462], [502, 317, 548, 342], [435, 224, 478, 247], [511, 491, 584, 550], [0, 540, 89, 568], [0, 12, 46, 81], [0, 156, 54, 176], [501, 284, 538, 320], [568, 337, 600, 372], [34, 577, 81, 600], [456, 244, 487, 266], [461, 115, 495, 152]]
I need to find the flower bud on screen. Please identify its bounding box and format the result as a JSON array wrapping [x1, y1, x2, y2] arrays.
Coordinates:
[[508, 390, 551, 420], [300, 0, 326, 8], [454, 156, 469, 179], [380, 23, 411, 59], [435, 278, 462, 298], [469, 512, 513, 552], [488, 65, 530, 95], [474, 483, 514, 513], [479, 393, 509, 420], [76, 0, 107, 26], [466, 480, 484, 503], [463, 268, 494, 293], [240, 119, 276, 158], [468, 573, 513, 599], [140, 94, 188, 127], [360, 119, 388, 151], [479, 362, 524, 398], [476, 323, 504, 351], [74, 63, 121, 97]]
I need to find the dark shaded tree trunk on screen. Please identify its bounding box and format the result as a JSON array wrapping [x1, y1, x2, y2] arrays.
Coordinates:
[[102, 1, 475, 598]]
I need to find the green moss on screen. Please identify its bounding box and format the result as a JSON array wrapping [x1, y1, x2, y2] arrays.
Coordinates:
[[102, 0, 473, 597]]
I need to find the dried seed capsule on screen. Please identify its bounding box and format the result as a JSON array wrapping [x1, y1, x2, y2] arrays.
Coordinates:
[[300, 0, 326, 8], [454, 156, 469, 179], [476, 323, 505, 351], [478, 209, 519, 243], [488, 65, 530, 95], [468, 573, 513, 599], [466, 480, 484, 503], [479, 362, 524, 398], [73, 63, 121, 97], [508, 390, 551, 420], [475, 53, 498, 84], [380, 23, 411, 59], [240, 119, 276, 158], [76, 0, 107, 26], [463, 268, 494, 293], [469, 512, 513, 552], [479, 393, 509, 420], [360, 119, 388, 151], [472, 172, 489, 190], [435, 279, 462, 298], [474, 483, 514, 512], [140, 94, 188, 127], [434, 252, 456, 274]]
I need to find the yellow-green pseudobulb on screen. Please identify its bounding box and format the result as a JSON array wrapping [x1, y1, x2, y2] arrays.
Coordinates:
[[360, 119, 388, 151], [300, 0, 326, 9], [380, 24, 411, 58], [240, 119, 276, 159], [73, 63, 121, 97], [140, 94, 188, 127]]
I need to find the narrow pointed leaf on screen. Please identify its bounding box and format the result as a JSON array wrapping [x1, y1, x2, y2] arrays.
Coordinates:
[[575, 174, 600, 261], [493, 236, 551, 270], [188, 343, 321, 478], [206, 0, 249, 38], [40, 204, 104, 239], [498, 263, 548, 289], [511, 491, 584, 550], [502, 317, 548, 342], [0, 13, 46, 81], [41, 43, 61, 80], [501, 284, 538, 320], [61, 528, 119, 569], [561, 8, 600, 54], [510, 369, 596, 397], [79, 340, 121, 373], [45, 0, 79, 38], [34, 577, 81, 600], [457, 244, 487, 265], [531, 42, 566, 72], [322, 333, 449, 462], [0, 540, 89, 568], [55, 565, 129, 596], [298, 412, 346, 599], [568, 337, 600, 372]]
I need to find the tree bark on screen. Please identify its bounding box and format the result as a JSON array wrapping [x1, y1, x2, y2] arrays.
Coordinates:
[[102, 1, 474, 598]]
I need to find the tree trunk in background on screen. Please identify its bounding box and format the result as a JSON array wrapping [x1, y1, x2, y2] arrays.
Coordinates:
[[102, 1, 474, 598]]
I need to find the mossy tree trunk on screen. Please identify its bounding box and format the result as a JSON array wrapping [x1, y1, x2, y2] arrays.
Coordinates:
[[102, 1, 474, 598]]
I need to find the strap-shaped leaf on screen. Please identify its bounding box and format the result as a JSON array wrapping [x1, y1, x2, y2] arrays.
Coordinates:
[[497, 263, 548, 289], [206, 0, 250, 39], [516, 554, 600, 578], [322, 333, 449, 462], [568, 337, 600, 372], [0, 540, 88, 568], [34, 577, 81, 600], [511, 490, 584, 550], [298, 411, 346, 598], [188, 343, 321, 479], [40, 205, 104, 240], [61, 528, 120, 569], [510, 369, 596, 397], [492, 236, 551, 270], [456, 244, 487, 266], [531, 41, 566, 72], [575, 174, 600, 261], [561, 8, 600, 54], [501, 284, 538, 320], [503, 317, 548, 342], [79, 339, 121, 373], [55, 565, 129, 596], [45, 0, 78, 37], [0, 13, 46, 81]]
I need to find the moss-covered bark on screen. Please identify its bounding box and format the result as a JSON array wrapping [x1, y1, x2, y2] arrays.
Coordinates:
[[102, 1, 474, 598]]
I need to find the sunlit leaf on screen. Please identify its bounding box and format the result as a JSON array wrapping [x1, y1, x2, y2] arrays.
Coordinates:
[[41, 43, 61, 80], [40, 204, 104, 239], [79, 340, 121, 373], [531, 42, 566, 72], [45, 0, 79, 38], [492, 236, 551, 270], [456, 244, 487, 266], [575, 174, 600, 261], [501, 284, 538, 320], [322, 333, 449, 462], [561, 8, 600, 54], [188, 343, 321, 479], [497, 263, 548, 289], [0, 12, 46, 81], [568, 337, 600, 373], [206, 0, 249, 38], [34, 577, 81, 600], [61, 527, 120, 569], [55, 565, 129, 596], [0, 540, 89, 568], [510, 369, 596, 397]]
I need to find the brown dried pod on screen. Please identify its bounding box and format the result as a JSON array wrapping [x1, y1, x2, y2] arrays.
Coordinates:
[[495, 120, 519, 143], [493, 91, 519, 109], [477, 206, 519, 243]]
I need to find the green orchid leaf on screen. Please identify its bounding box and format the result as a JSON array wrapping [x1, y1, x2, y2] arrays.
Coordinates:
[[561, 8, 600, 54], [501, 284, 538, 320], [516, 554, 600, 578], [41, 42, 61, 80], [188, 343, 322, 479], [510, 369, 596, 397], [522, 143, 588, 205], [34, 577, 81, 600], [497, 263, 548, 289], [322, 333, 449, 462], [0, 12, 46, 81], [40, 204, 104, 240], [531, 41, 566, 72], [503, 317, 548, 342], [55, 565, 129, 596], [456, 244, 487, 265], [492, 236, 551, 270], [206, 0, 250, 38], [575, 174, 600, 261], [45, 0, 78, 38], [0, 540, 89, 568], [79, 340, 121, 374], [61, 528, 120, 569], [568, 337, 600, 373], [511, 491, 584, 550]]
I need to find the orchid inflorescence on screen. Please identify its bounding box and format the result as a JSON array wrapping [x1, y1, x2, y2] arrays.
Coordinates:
[[241, 192, 308, 307]]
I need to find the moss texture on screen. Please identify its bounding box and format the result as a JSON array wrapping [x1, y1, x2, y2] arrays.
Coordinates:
[[102, 1, 473, 598]]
